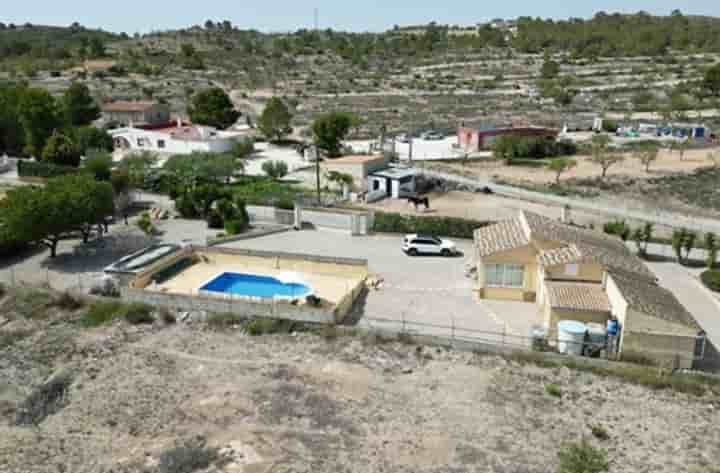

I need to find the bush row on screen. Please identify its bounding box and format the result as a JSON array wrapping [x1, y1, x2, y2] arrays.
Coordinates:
[[701, 270, 720, 292], [372, 211, 491, 239], [17, 160, 80, 178]]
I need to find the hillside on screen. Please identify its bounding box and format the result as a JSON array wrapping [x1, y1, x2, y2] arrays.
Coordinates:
[[1, 287, 719, 472]]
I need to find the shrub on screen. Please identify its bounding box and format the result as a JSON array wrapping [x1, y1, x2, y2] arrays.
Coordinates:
[[372, 211, 490, 239], [120, 303, 154, 325], [17, 160, 80, 178], [590, 424, 610, 441], [175, 195, 199, 218], [81, 301, 124, 327], [701, 270, 720, 292], [207, 312, 245, 328], [159, 308, 177, 324], [224, 219, 248, 235], [261, 160, 289, 179], [51, 291, 85, 311], [557, 440, 609, 473], [15, 370, 73, 425], [206, 210, 224, 229], [545, 383, 563, 398], [603, 220, 630, 241], [275, 197, 295, 210], [158, 436, 230, 473]]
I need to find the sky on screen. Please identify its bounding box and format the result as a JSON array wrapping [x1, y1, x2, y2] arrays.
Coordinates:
[[2, 0, 719, 34]]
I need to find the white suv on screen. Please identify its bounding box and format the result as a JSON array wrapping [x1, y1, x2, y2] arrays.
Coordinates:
[[402, 234, 457, 256]]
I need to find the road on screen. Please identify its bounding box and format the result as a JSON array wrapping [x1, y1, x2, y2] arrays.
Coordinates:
[[647, 261, 720, 370], [418, 168, 720, 235]]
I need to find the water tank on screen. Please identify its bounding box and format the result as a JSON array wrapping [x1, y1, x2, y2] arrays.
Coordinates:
[[557, 320, 587, 356], [585, 323, 607, 355]]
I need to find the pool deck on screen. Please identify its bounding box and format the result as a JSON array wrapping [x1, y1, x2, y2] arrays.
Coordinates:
[[153, 260, 360, 305]]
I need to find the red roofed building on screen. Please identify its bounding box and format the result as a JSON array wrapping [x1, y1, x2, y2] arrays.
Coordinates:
[[458, 122, 559, 151]]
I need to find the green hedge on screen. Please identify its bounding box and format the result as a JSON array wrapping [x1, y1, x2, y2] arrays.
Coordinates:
[[701, 270, 720, 292], [372, 211, 491, 239], [18, 160, 79, 178]]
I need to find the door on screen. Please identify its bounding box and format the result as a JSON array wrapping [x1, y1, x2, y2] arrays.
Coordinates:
[[385, 178, 392, 196]]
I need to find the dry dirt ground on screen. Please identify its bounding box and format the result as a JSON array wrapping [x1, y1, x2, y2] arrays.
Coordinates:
[[2, 291, 720, 473], [444, 147, 720, 185]]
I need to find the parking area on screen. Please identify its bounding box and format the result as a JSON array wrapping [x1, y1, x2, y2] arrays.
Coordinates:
[[219, 229, 539, 343]]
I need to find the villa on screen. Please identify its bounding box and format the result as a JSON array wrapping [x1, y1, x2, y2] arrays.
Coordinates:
[[474, 211, 704, 368]]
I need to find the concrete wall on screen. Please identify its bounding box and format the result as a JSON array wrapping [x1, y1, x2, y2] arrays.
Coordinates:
[[121, 287, 337, 324], [112, 128, 237, 154], [196, 246, 369, 279], [622, 329, 697, 370], [246, 205, 295, 225]]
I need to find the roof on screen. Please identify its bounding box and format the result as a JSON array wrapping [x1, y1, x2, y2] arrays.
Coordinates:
[[102, 101, 158, 112], [523, 212, 655, 280], [327, 155, 386, 164], [475, 218, 530, 257], [608, 271, 700, 330], [370, 168, 416, 180], [546, 281, 611, 313]]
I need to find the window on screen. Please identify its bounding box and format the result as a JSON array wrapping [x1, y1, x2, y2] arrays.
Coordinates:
[[373, 179, 381, 191], [136, 138, 144, 147], [157, 140, 166, 149], [565, 264, 578, 276], [485, 263, 524, 288]]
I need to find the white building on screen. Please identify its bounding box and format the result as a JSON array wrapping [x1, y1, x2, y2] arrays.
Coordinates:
[[110, 120, 244, 155]]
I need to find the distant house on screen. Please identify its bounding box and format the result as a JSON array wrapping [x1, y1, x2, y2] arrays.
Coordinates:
[[474, 211, 704, 369], [457, 122, 558, 151], [322, 154, 416, 201], [110, 120, 242, 154], [101, 100, 170, 127]]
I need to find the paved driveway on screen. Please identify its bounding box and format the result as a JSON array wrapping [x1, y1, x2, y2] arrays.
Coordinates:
[[647, 261, 720, 370], [220, 230, 538, 344]]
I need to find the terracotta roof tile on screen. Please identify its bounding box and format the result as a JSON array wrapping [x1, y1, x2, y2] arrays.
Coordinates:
[[546, 281, 611, 312]]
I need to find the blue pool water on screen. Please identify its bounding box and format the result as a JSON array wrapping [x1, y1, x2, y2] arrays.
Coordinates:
[[200, 272, 312, 299]]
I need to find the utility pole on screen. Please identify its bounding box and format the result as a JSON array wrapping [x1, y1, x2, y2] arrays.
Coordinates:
[[314, 8, 319, 31], [315, 146, 322, 206]]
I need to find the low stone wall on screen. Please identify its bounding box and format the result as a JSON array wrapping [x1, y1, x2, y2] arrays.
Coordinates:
[[121, 287, 336, 324], [206, 226, 290, 246], [196, 246, 369, 279]]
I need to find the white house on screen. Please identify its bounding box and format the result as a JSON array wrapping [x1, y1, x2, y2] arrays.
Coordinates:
[[110, 120, 243, 155]]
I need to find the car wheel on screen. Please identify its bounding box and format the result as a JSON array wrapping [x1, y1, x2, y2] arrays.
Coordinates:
[[441, 249, 451, 257], [408, 248, 418, 256]]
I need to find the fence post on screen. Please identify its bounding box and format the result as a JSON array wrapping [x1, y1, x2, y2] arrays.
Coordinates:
[[10, 267, 15, 287], [451, 316, 455, 342], [502, 324, 506, 346], [402, 312, 406, 334]]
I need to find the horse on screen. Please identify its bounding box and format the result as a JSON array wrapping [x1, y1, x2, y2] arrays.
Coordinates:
[[407, 195, 430, 211]]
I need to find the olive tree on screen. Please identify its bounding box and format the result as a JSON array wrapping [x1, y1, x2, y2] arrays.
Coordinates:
[[547, 157, 577, 184]]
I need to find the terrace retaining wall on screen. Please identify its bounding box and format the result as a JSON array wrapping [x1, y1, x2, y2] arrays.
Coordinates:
[[121, 287, 336, 324]]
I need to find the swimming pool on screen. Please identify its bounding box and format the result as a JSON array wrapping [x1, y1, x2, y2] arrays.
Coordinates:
[[200, 272, 312, 299]]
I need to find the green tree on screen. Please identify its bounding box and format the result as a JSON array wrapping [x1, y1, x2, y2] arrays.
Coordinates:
[[325, 170, 354, 191], [705, 232, 718, 270], [703, 63, 720, 97], [73, 126, 113, 154], [261, 160, 289, 179], [118, 151, 158, 189], [547, 157, 577, 184], [312, 111, 353, 158], [0, 82, 26, 155], [257, 97, 293, 142], [557, 440, 609, 473], [89, 37, 105, 58], [672, 228, 688, 263], [83, 151, 113, 181], [683, 229, 697, 262], [590, 135, 623, 178], [540, 52, 561, 79], [1, 174, 114, 257], [42, 131, 81, 167], [634, 143, 659, 172], [18, 87, 60, 156], [187, 88, 239, 129], [62, 83, 100, 127], [676, 139, 688, 161], [233, 138, 255, 159]]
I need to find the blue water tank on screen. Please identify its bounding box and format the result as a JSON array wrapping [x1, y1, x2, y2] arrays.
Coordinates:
[[607, 319, 619, 336]]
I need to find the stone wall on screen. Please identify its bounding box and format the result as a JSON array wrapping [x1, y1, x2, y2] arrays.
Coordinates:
[[121, 287, 337, 324]]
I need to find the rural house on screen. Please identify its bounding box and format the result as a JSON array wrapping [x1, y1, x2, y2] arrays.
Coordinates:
[[101, 100, 171, 127], [110, 120, 244, 154], [323, 154, 416, 201], [474, 211, 704, 368], [458, 122, 558, 151]]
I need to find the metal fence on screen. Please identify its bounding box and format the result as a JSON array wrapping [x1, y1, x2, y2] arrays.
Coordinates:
[[355, 315, 719, 373], [418, 168, 720, 234]]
